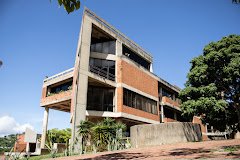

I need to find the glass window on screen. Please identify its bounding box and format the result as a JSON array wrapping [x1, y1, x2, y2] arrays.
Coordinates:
[[127, 91, 132, 107], [87, 86, 114, 112], [123, 88, 157, 115], [132, 94, 136, 108], [122, 44, 150, 70], [164, 107, 174, 119], [90, 41, 116, 55]]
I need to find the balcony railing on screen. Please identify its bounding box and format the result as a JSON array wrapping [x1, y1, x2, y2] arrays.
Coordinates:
[[43, 68, 74, 83], [162, 96, 180, 108], [89, 65, 115, 81]]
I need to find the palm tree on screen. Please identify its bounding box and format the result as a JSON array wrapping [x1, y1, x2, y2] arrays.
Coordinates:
[[77, 120, 93, 153]]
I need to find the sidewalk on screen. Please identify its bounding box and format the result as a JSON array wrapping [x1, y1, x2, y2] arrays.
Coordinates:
[[53, 139, 240, 159]]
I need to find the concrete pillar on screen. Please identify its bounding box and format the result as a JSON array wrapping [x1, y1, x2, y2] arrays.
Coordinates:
[[150, 63, 153, 73], [116, 40, 122, 57], [26, 143, 30, 152], [115, 40, 122, 113], [71, 14, 92, 153], [41, 107, 49, 149], [161, 105, 164, 123]]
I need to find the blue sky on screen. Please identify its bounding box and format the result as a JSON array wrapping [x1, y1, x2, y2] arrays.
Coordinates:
[[0, 0, 239, 135]]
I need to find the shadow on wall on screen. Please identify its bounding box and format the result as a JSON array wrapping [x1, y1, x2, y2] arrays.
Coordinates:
[[130, 122, 202, 148], [181, 122, 202, 142]]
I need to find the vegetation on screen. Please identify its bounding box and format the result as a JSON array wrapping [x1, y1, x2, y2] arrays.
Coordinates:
[[45, 128, 71, 157], [179, 35, 240, 132], [223, 145, 240, 152], [77, 118, 128, 153], [46, 128, 71, 144], [0, 134, 17, 154], [52, 0, 81, 14], [47, 85, 72, 96], [28, 153, 66, 160], [232, 0, 240, 4]]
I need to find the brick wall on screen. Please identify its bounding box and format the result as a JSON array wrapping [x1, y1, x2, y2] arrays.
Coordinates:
[[164, 117, 177, 123], [40, 90, 72, 106], [192, 116, 209, 141], [41, 87, 47, 99], [116, 59, 160, 122], [14, 134, 26, 152], [117, 59, 158, 98]]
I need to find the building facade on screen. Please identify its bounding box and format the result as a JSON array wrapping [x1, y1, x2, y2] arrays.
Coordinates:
[[40, 8, 183, 149]]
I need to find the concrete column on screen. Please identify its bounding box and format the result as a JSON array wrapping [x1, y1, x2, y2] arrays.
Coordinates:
[[116, 40, 122, 57], [41, 107, 49, 149], [71, 14, 92, 153], [161, 105, 164, 123], [26, 143, 30, 152], [150, 63, 153, 73]]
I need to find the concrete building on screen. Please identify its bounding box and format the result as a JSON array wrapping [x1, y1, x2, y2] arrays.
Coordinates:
[[40, 8, 184, 150]]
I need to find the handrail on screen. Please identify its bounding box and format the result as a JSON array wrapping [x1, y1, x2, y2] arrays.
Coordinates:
[[43, 68, 74, 83], [89, 65, 115, 81]]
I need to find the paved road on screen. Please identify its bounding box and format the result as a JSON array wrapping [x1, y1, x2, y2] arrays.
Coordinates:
[[54, 139, 240, 159]]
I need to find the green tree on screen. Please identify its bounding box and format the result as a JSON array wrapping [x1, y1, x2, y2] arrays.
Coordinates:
[[232, 0, 240, 4], [45, 128, 71, 150], [53, 0, 81, 14], [179, 35, 240, 132], [77, 120, 94, 153], [0, 134, 17, 154]]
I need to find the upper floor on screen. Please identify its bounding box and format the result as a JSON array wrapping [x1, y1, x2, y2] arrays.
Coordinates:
[[40, 8, 182, 123]]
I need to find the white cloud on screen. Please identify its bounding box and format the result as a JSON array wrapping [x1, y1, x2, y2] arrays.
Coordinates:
[[0, 115, 34, 137]]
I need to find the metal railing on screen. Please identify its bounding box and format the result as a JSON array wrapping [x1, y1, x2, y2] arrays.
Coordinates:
[[43, 68, 74, 83], [89, 65, 115, 81]]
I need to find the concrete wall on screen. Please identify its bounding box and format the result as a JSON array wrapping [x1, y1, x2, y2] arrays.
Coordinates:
[[130, 122, 202, 148]]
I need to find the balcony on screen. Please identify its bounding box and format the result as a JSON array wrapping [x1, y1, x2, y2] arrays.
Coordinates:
[[41, 68, 74, 112], [161, 96, 180, 110], [40, 90, 72, 112], [89, 65, 115, 81]]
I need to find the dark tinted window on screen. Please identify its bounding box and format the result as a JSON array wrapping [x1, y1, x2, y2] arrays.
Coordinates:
[[164, 107, 174, 119], [123, 88, 158, 115], [87, 86, 114, 112], [122, 44, 150, 70]]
